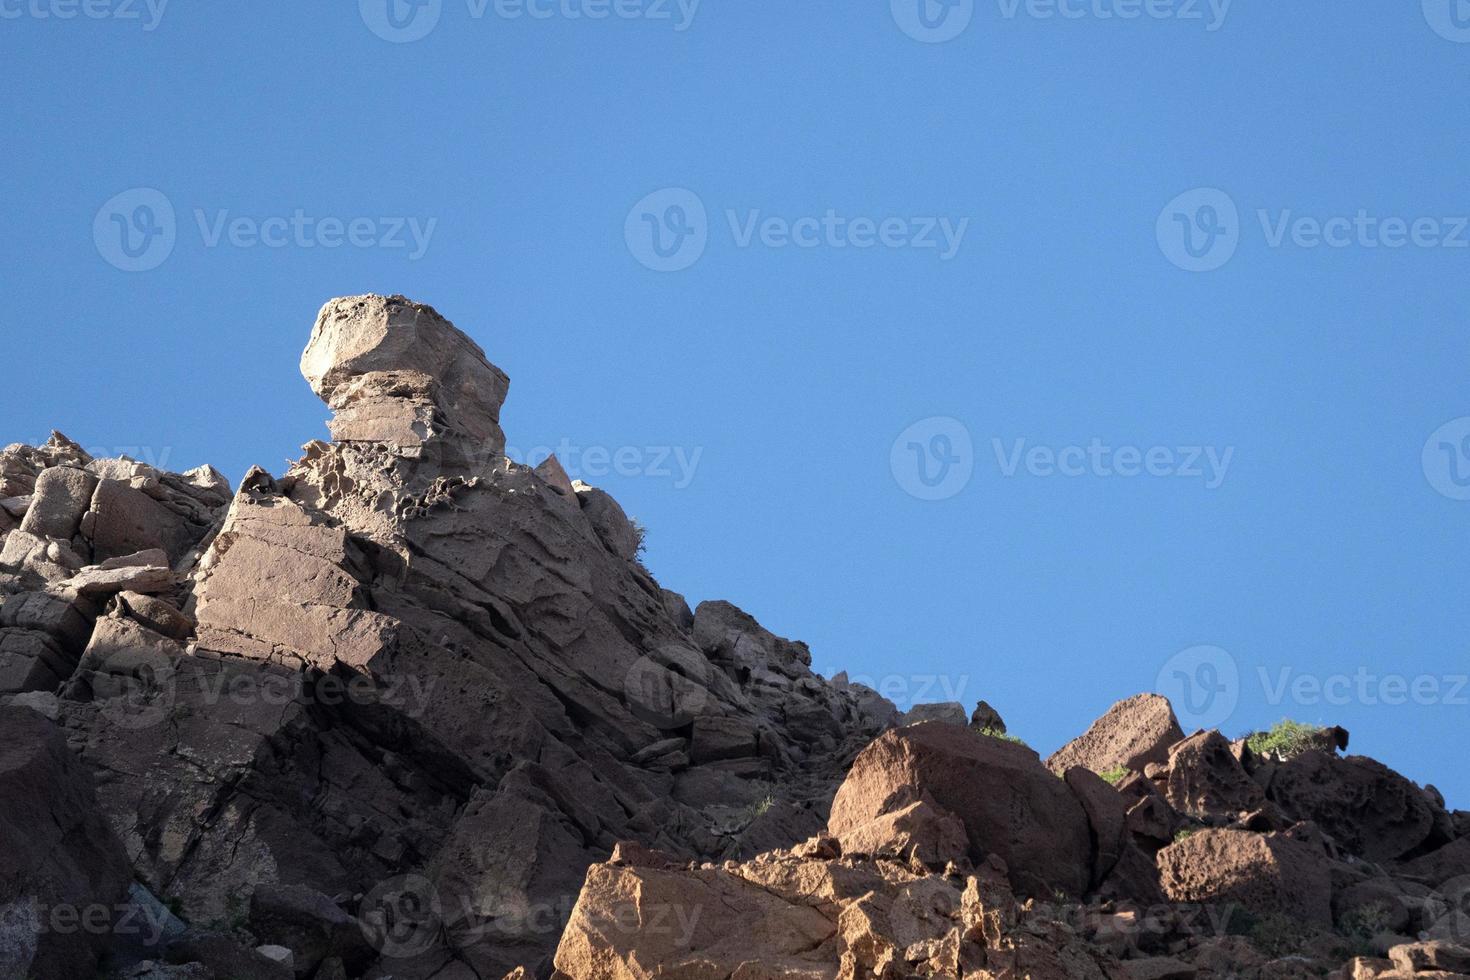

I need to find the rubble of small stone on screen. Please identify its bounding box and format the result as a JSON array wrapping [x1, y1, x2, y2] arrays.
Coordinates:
[[0, 295, 1467, 980]]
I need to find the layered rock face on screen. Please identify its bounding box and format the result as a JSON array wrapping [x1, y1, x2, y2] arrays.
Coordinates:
[[3, 294, 1469, 980], [0, 295, 897, 979]]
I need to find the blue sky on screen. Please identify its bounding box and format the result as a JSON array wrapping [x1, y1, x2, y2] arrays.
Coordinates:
[[4, 2, 1469, 805]]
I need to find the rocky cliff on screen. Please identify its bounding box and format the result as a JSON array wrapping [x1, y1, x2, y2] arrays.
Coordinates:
[[0, 296, 1467, 980]]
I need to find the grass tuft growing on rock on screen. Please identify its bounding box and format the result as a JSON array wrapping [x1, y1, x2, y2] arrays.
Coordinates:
[[976, 727, 1027, 746], [1245, 719, 1326, 760], [1097, 765, 1131, 786]]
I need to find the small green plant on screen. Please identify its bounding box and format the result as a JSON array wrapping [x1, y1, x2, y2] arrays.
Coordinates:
[[1248, 912, 1317, 958], [977, 727, 1027, 746], [631, 519, 649, 556], [1097, 765, 1131, 786], [1246, 719, 1327, 760], [1173, 828, 1195, 844], [1337, 902, 1395, 956]]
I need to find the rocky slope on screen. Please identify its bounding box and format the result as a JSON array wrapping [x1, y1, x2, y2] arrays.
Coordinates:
[[1, 295, 1467, 980]]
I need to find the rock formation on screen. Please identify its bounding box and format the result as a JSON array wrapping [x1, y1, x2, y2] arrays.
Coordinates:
[[1, 295, 1467, 980]]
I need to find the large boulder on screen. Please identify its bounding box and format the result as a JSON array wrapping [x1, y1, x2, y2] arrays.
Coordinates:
[[0, 705, 133, 978], [1266, 752, 1434, 863], [1046, 694, 1185, 776], [830, 723, 1094, 898], [1164, 731, 1265, 821], [1157, 828, 1333, 929]]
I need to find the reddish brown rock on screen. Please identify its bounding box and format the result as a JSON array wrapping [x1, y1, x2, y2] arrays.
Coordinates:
[[1157, 828, 1333, 928], [1266, 752, 1434, 863], [1046, 693, 1186, 776], [1165, 730, 1265, 820], [830, 723, 1093, 898]]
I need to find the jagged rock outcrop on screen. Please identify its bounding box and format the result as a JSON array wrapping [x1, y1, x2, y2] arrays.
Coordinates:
[[1, 295, 899, 979], [3, 296, 1467, 980]]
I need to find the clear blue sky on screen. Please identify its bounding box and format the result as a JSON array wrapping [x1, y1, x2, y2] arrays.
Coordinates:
[[5, 3, 1469, 806]]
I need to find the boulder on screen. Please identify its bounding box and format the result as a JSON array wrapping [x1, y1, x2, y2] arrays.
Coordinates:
[[1064, 767, 1128, 887], [0, 706, 133, 979], [1388, 941, 1470, 975], [829, 723, 1093, 898], [1398, 837, 1470, 890], [18, 465, 97, 540], [1164, 731, 1265, 820], [1266, 752, 1434, 863], [1046, 693, 1185, 776], [1157, 828, 1333, 928], [572, 482, 641, 561]]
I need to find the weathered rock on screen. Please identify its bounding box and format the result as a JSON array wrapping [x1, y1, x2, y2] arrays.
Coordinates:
[[1266, 752, 1434, 863], [248, 883, 370, 976], [901, 701, 968, 726], [1064, 766, 1128, 888], [1388, 941, 1470, 975], [0, 705, 132, 979], [1399, 838, 1470, 890], [830, 723, 1093, 898], [1157, 828, 1333, 928], [1164, 730, 1265, 821], [301, 294, 510, 453], [1047, 694, 1186, 776], [18, 464, 97, 540]]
